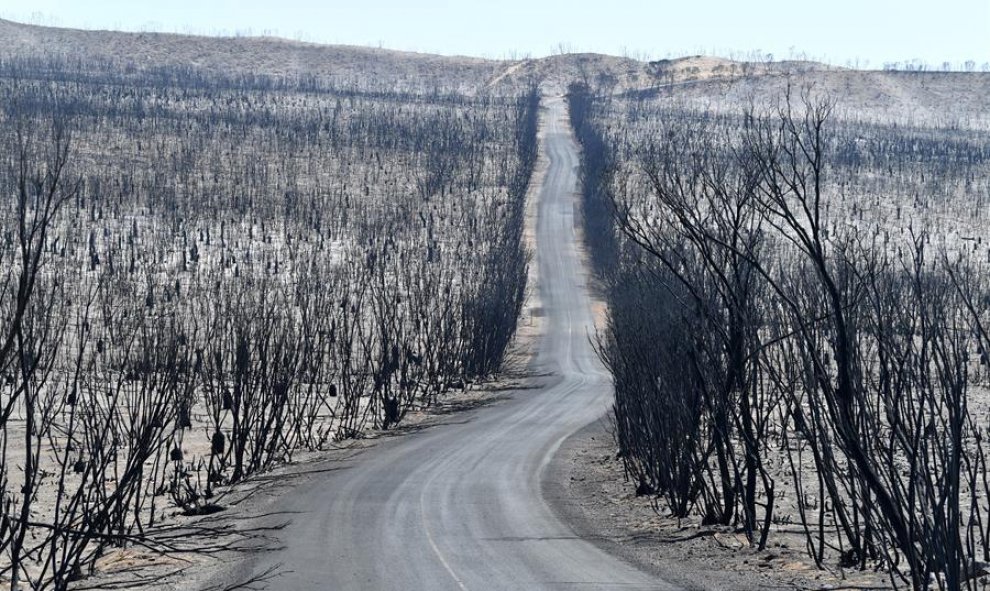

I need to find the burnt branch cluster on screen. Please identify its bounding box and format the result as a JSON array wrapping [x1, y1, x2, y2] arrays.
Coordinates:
[[570, 82, 990, 589], [0, 58, 537, 589]]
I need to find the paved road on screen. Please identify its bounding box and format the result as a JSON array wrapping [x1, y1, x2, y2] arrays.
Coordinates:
[[207, 97, 676, 590]]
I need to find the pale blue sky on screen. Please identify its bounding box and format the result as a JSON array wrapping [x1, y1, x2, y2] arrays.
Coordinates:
[[2, 0, 988, 68]]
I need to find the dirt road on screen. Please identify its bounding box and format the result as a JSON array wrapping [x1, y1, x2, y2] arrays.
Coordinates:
[[202, 96, 678, 590]]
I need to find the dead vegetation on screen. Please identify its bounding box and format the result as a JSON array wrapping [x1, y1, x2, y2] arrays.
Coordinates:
[[4, 15, 990, 591], [0, 56, 537, 589], [570, 79, 990, 590]]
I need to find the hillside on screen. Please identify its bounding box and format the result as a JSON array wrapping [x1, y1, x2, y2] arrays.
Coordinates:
[[0, 19, 810, 94], [628, 66, 990, 129], [0, 18, 503, 92], [4, 17, 989, 118], [0, 18, 653, 93]]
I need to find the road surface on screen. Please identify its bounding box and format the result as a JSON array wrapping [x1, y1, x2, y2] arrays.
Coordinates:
[[206, 97, 676, 590]]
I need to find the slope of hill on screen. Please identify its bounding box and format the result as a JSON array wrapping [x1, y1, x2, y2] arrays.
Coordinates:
[[627, 66, 990, 129], [0, 18, 504, 92], [0, 18, 680, 93], [6, 16, 988, 123]]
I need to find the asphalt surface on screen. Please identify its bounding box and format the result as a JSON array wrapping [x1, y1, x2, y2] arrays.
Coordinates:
[[205, 97, 677, 590]]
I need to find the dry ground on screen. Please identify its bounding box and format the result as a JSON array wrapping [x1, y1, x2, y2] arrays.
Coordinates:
[[547, 421, 904, 591]]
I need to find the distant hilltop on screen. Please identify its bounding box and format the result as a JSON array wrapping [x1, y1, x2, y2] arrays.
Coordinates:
[[2, 16, 988, 115]]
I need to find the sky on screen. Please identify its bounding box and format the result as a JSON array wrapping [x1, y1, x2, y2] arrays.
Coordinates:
[[1, 0, 988, 68]]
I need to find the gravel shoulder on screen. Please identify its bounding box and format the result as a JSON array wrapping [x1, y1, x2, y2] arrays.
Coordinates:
[[543, 419, 892, 591]]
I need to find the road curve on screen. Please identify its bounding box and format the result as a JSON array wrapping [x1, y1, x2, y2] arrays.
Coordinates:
[[206, 97, 676, 590]]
